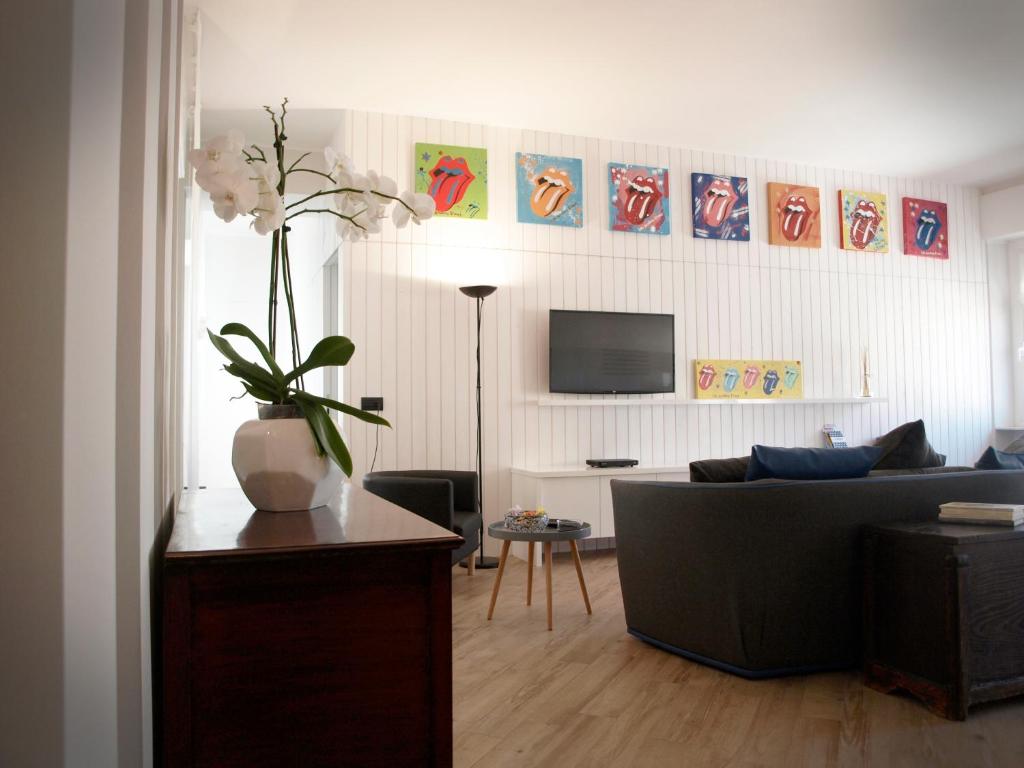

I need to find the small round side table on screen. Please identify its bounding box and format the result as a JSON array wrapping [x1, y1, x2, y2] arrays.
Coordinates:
[[486, 521, 592, 631]]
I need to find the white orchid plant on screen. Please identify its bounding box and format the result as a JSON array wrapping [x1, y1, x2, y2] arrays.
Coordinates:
[[189, 99, 435, 475]]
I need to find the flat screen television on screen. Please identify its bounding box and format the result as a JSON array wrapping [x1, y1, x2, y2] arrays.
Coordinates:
[[549, 310, 675, 394]]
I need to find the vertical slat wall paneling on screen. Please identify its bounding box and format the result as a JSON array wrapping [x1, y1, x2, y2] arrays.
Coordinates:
[[339, 108, 992, 530]]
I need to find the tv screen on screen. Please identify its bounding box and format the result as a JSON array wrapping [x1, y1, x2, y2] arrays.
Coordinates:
[[549, 310, 675, 394]]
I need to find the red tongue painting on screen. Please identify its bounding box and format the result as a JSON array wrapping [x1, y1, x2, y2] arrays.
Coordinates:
[[702, 178, 738, 228], [427, 155, 475, 213], [624, 175, 661, 226], [849, 199, 879, 249], [780, 195, 810, 241]]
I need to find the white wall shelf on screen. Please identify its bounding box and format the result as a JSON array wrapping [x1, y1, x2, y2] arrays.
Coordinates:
[[535, 396, 888, 408]]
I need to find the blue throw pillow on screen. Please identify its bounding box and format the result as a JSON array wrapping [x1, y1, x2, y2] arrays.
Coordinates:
[[745, 444, 884, 481], [975, 446, 1024, 470]]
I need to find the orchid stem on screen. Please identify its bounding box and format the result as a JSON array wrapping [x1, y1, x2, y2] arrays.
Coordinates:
[[286, 207, 367, 231], [284, 186, 415, 213], [285, 168, 337, 185], [286, 151, 311, 173], [268, 229, 280, 357]]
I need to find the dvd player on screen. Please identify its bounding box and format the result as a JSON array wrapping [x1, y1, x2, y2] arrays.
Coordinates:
[[586, 458, 639, 469]]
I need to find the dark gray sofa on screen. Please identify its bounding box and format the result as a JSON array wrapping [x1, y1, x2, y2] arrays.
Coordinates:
[[611, 469, 1024, 679]]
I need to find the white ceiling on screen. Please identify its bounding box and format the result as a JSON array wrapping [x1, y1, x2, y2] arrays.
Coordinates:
[[196, 0, 1024, 190]]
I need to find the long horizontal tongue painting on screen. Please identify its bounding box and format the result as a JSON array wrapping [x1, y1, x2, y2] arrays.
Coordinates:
[[691, 173, 751, 241], [694, 359, 803, 400], [608, 163, 670, 235], [838, 189, 888, 253], [415, 142, 488, 219]]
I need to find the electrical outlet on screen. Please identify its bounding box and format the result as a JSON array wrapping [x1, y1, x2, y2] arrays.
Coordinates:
[[360, 396, 384, 412]]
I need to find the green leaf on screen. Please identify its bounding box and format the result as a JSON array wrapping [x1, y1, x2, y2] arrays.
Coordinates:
[[219, 322, 286, 382], [290, 391, 390, 427], [223, 363, 278, 395], [208, 329, 282, 395], [239, 380, 279, 403], [284, 335, 356, 384], [294, 394, 353, 476]]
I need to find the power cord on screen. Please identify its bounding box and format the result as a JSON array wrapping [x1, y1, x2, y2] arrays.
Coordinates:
[[369, 423, 380, 472]]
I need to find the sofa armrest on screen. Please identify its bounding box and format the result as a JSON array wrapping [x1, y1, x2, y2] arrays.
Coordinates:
[[362, 476, 455, 531], [611, 480, 772, 671]]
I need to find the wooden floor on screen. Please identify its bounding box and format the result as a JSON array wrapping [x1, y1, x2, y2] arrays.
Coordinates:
[[451, 550, 1024, 768]]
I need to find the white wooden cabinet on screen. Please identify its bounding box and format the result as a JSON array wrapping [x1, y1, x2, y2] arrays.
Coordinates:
[[509, 466, 690, 562]]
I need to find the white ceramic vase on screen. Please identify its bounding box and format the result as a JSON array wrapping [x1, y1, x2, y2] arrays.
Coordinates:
[[232, 403, 343, 512]]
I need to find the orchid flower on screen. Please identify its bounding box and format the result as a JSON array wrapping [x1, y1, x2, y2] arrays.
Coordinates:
[[209, 167, 259, 222], [392, 191, 436, 227]]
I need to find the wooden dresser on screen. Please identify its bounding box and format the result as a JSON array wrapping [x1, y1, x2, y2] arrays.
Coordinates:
[[162, 484, 462, 767], [863, 521, 1024, 720]]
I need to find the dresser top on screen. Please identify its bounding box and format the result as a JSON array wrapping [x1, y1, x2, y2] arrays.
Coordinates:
[[166, 483, 463, 559], [868, 520, 1024, 544]]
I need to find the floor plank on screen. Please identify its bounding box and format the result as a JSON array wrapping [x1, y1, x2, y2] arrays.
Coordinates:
[[452, 551, 1024, 767]]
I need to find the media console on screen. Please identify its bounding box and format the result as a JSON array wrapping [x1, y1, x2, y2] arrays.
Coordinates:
[[510, 464, 690, 564]]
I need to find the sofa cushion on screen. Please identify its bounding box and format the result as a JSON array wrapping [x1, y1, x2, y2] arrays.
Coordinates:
[[689, 456, 750, 483], [872, 420, 945, 469], [975, 446, 1024, 471], [745, 445, 883, 481]]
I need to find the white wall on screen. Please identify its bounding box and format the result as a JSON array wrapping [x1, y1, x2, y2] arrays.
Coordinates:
[[988, 242, 1013, 429], [1, 2, 184, 766], [337, 109, 993, 531], [0, 3, 72, 765], [981, 183, 1024, 241]]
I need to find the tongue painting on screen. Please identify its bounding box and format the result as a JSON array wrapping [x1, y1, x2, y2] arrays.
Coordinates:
[[780, 195, 811, 242], [530, 167, 574, 219], [624, 175, 662, 226], [427, 155, 475, 213], [743, 365, 760, 390], [849, 199, 880, 249], [702, 177, 738, 228], [915, 209, 941, 250], [698, 364, 717, 391]]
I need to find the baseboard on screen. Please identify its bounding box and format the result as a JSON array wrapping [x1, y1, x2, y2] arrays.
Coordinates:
[[627, 628, 855, 680]]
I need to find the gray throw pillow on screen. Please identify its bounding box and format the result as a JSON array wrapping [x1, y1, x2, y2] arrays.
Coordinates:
[[688, 456, 749, 483], [872, 420, 945, 469]]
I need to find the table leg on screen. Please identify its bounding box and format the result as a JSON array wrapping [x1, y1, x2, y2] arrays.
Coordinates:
[[487, 541, 511, 620], [544, 542, 553, 631], [526, 542, 535, 606], [570, 540, 592, 615]]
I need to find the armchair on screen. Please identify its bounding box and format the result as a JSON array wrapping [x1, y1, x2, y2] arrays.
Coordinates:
[[362, 470, 481, 573]]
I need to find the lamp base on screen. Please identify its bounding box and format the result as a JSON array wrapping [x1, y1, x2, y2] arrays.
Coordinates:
[[459, 555, 500, 569]]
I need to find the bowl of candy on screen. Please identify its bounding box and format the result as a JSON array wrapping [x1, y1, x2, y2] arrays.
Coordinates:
[[504, 505, 549, 533]]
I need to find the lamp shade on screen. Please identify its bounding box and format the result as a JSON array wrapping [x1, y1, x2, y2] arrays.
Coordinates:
[[459, 285, 497, 299]]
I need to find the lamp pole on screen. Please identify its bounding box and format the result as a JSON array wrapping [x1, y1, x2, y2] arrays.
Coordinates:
[[459, 285, 498, 569]]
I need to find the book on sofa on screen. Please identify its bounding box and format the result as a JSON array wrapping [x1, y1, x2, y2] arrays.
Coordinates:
[[939, 502, 1024, 527]]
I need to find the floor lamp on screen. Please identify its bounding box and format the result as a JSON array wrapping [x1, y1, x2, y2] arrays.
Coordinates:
[[459, 285, 499, 569]]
